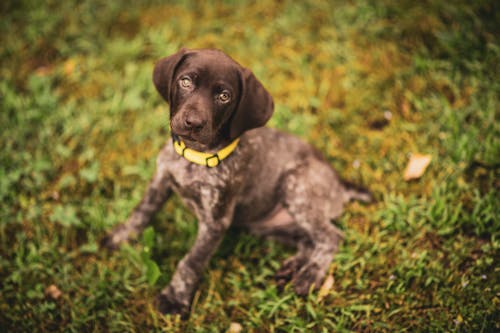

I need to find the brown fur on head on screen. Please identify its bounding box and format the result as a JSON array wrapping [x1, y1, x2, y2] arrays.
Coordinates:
[[153, 48, 274, 150]]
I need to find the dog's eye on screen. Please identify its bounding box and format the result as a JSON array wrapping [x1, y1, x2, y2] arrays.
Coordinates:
[[218, 92, 231, 103], [179, 77, 192, 89]]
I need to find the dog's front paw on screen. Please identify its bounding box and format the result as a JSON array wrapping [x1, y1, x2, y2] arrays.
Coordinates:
[[99, 234, 121, 251], [155, 293, 190, 318], [292, 263, 323, 296], [99, 225, 132, 251]]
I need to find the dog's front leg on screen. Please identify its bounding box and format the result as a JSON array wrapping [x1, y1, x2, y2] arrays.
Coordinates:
[[157, 193, 235, 317], [101, 165, 172, 250]]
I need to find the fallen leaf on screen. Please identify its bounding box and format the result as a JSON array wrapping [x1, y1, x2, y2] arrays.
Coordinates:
[[318, 274, 334, 301], [45, 284, 62, 300], [64, 59, 76, 76], [403, 153, 432, 181], [35, 66, 54, 76], [401, 98, 410, 117], [227, 322, 243, 333]]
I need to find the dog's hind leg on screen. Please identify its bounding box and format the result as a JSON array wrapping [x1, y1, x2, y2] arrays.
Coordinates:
[[246, 205, 314, 288], [279, 159, 345, 295]]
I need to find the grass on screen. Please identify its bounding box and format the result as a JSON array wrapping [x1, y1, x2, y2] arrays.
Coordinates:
[[1, 0, 498, 331]]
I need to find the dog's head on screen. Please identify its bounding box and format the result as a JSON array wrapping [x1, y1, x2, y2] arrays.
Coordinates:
[[153, 48, 274, 150]]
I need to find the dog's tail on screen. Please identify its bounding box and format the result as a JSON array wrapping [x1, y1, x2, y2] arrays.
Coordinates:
[[342, 180, 373, 203]]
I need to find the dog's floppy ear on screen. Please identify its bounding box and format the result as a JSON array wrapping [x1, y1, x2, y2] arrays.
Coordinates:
[[230, 68, 274, 139], [153, 48, 189, 104]]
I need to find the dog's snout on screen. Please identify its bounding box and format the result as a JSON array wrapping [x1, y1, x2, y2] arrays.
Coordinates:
[[184, 113, 205, 130]]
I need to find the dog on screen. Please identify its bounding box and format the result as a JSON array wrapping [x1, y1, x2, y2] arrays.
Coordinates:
[[102, 48, 371, 316]]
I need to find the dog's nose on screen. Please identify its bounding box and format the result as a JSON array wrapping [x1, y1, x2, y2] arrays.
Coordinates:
[[184, 114, 205, 130]]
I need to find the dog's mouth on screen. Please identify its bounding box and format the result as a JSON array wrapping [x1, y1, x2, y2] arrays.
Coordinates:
[[174, 132, 194, 141], [171, 119, 204, 139], [171, 127, 212, 147]]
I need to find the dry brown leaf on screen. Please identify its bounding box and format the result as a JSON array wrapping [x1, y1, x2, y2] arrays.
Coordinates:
[[318, 274, 334, 301], [35, 66, 54, 76], [404, 153, 432, 181], [64, 59, 76, 76], [401, 99, 411, 118], [45, 284, 62, 300]]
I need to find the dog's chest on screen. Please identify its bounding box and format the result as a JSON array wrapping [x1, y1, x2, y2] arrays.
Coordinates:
[[165, 154, 233, 207]]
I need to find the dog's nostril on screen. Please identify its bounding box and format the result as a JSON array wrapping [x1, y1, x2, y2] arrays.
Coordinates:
[[184, 115, 204, 129]]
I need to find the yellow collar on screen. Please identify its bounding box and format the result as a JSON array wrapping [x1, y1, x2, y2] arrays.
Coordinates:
[[173, 136, 240, 167]]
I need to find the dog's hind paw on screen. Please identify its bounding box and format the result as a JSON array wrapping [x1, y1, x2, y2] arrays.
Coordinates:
[[292, 262, 323, 296], [275, 255, 305, 290]]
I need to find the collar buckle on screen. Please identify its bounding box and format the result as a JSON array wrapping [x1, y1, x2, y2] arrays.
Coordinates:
[[205, 154, 221, 167]]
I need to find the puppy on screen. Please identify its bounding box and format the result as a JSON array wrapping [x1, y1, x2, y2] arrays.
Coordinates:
[[103, 48, 371, 316]]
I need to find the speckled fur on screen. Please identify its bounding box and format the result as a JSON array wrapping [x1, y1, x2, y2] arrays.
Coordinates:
[[102, 49, 371, 317]]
